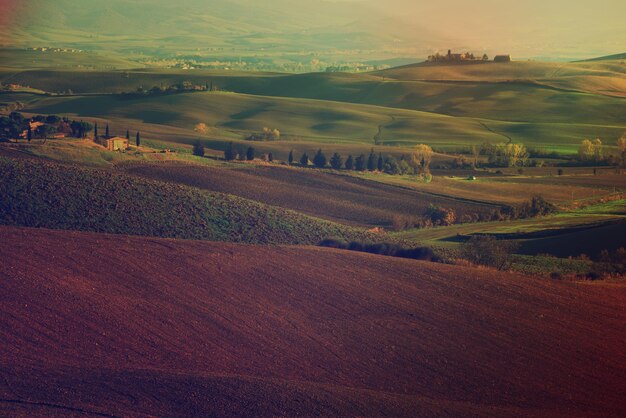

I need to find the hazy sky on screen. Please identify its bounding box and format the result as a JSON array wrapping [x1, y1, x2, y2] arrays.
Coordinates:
[[366, 0, 626, 58]]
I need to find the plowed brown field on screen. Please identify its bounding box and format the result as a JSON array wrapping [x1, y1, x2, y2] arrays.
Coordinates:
[[1, 226, 625, 417], [122, 163, 495, 228]]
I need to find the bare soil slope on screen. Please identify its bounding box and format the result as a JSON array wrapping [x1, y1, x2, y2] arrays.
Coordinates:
[[1, 226, 625, 417], [122, 162, 495, 227]]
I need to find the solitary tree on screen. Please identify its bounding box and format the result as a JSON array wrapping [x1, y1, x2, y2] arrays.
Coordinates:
[[126, 130, 130, 140], [330, 152, 343, 169], [193, 141, 205, 157], [578, 140, 593, 161], [27, 126, 32, 142], [246, 146, 255, 161], [313, 149, 327, 168], [300, 152, 309, 166], [268, 152, 274, 162], [105, 124, 110, 139], [288, 150, 294, 164], [224, 142, 237, 161], [345, 155, 354, 170], [135, 131, 141, 147]]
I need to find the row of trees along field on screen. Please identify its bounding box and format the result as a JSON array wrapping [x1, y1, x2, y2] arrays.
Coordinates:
[[221, 143, 435, 178], [441, 135, 626, 169], [578, 136, 626, 167]]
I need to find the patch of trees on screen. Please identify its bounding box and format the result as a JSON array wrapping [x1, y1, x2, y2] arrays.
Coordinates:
[[0, 112, 93, 141], [123, 81, 214, 98], [246, 127, 281, 141], [222, 142, 256, 161], [319, 239, 438, 262], [481, 142, 528, 167], [571, 135, 626, 167]]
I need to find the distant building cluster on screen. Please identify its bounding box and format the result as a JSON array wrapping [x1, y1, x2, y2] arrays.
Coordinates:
[[427, 50, 511, 63], [29, 47, 84, 53]]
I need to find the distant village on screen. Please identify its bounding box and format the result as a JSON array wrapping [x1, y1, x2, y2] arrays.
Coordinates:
[[428, 50, 511, 63]]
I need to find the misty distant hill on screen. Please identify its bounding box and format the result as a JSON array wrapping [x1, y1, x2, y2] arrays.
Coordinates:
[[577, 52, 626, 62], [3, 0, 430, 57]]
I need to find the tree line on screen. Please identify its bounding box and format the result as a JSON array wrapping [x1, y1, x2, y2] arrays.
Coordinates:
[[221, 142, 435, 178]]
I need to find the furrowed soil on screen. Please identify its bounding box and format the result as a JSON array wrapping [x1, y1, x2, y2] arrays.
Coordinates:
[[121, 162, 496, 228], [1, 226, 625, 417]]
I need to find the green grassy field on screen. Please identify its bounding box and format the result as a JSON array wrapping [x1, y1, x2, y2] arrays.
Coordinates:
[[3, 59, 624, 155], [394, 199, 626, 257]]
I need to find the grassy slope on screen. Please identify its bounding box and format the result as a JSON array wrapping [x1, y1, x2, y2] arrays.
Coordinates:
[[1, 225, 625, 417], [394, 199, 626, 258], [0, 157, 374, 245]]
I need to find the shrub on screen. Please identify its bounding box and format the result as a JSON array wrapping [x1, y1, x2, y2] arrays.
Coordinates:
[[517, 196, 556, 218], [425, 204, 456, 226], [461, 235, 518, 270]]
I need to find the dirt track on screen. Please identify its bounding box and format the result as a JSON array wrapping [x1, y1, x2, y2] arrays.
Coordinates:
[[1, 226, 625, 417]]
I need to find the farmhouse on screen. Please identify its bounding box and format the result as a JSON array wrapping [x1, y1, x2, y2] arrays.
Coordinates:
[[494, 55, 512, 63], [104, 136, 129, 151]]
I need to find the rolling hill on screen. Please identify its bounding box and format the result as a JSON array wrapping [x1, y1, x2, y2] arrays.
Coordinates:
[[1, 225, 625, 416], [3, 59, 625, 154], [0, 157, 375, 244]]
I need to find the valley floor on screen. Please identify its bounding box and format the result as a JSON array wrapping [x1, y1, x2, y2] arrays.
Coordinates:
[[1, 226, 625, 417]]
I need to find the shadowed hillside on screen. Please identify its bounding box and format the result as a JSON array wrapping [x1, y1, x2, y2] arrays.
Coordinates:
[[1, 226, 625, 416]]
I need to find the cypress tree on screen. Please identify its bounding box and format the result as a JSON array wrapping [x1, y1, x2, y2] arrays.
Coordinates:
[[377, 152, 384, 171], [367, 149, 377, 171], [135, 131, 140, 146], [313, 149, 327, 168], [105, 124, 110, 139], [355, 154, 366, 171], [288, 150, 294, 164], [126, 130, 130, 140], [193, 141, 205, 157], [224, 142, 236, 161], [345, 155, 354, 170], [246, 146, 255, 161], [300, 152, 309, 166], [94, 123, 98, 139], [27, 126, 32, 142], [330, 152, 343, 169], [268, 152, 274, 162]]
